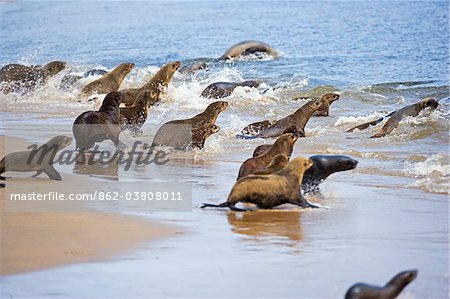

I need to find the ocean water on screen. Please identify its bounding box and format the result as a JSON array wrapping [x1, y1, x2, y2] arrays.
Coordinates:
[[0, 1, 449, 299]]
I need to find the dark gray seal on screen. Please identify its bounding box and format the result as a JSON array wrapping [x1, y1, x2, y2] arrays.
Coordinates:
[[345, 269, 418, 299], [200, 80, 260, 99], [73, 91, 126, 151], [0, 135, 72, 181], [302, 155, 358, 193], [219, 40, 278, 60]]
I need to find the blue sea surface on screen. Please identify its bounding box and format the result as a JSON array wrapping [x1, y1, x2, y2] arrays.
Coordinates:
[[1, 1, 448, 86]]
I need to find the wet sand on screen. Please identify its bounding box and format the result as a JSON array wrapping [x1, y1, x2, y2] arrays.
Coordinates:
[[0, 136, 179, 276]]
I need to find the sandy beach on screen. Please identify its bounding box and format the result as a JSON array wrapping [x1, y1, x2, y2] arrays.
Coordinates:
[[0, 136, 180, 276]]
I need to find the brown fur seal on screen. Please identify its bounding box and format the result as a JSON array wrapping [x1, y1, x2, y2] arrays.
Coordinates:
[[371, 98, 438, 138], [345, 269, 418, 299], [252, 144, 272, 157], [0, 61, 66, 93], [219, 41, 278, 60], [200, 80, 260, 98], [120, 61, 181, 107], [151, 101, 228, 148], [237, 133, 297, 180], [251, 154, 289, 175], [73, 92, 126, 151], [241, 120, 275, 136], [313, 93, 340, 116], [0, 135, 72, 180], [179, 58, 210, 74], [154, 123, 220, 150], [254, 99, 323, 139], [201, 157, 317, 211], [120, 90, 160, 133], [81, 63, 134, 97]]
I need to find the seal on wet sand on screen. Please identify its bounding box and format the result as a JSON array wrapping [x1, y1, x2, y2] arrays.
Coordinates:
[[200, 80, 260, 99], [345, 269, 418, 299], [73, 92, 126, 151], [0, 135, 72, 181], [151, 101, 228, 148], [0, 61, 66, 93], [120, 90, 160, 133], [219, 40, 278, 60], [157, 123, 220, 151], [201, 157, 317, 211], [251, 154, 289, 175], [120, 61, 181, 107], [81, 63, 134, 97], [302, 155, 358, 193], [237, 133, 298, 180]]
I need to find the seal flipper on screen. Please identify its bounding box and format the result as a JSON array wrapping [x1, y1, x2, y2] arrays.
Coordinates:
[[43, 166, 62, 180], [32, 170, 43, 177], [347, 111, 396, 132], [201, 202, 247, 211]]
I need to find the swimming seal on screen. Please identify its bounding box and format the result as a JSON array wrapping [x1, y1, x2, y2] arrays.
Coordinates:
[[59, 69, 108, 90], [254, 98, 322, 139], [0, 135, 72, 180], [120, 90, 160, 134], [241, 120, 275, 136], [151, 101, 228, 148], [0, 61, 66, 93], [219, 40, 278, 60], [370, 98, 438, 138], [201, 157, 317, 211], [178, 58, 211, 74], [237, 133, 297, 180], [81, 63, 134, 97], [200, 80, 260, 99], [313, 93, 340, 116], [120, 61, 181, 107], [345, 269, 418, 299], [73, 92, 126, 151], [302, 155, 358, 193]]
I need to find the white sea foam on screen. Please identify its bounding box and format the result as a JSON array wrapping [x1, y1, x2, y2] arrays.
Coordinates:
[[404, 154, 450, 194], [334, 111, 388, 126]]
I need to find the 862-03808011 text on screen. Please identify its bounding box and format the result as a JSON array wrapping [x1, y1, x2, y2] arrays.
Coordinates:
[[9, 191, 185, 201]]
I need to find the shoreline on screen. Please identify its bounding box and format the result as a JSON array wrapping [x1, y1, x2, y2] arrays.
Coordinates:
[[0, 135, 181, 276]]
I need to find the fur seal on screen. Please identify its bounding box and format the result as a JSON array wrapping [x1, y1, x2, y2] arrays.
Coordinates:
[[155, 123, 220, 150], [346, 111, 396, 132], [200, 80, 260, 99], [120, 90, 160, 133], [59, 69, 108, 90], [120, 61, 181, 107], [201, 157, 317, 211], [237, 133, 297, 180], [219, 40, 278, 60], [313, 93, 340, 116], [81, 63, 134, 97], [251, 154, 289, 175], [151, 101, 228, 148], [0, 61, 66, 93], [370, 98, 438, 138], [253, 99, 323, 139], [345, 269, 418, 299], [73, 92, 126, 151], [0, 135, 72, 180], [179, 58, 210, 74], [241, 120, 275, 136], [302, 155, 358, 193]]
